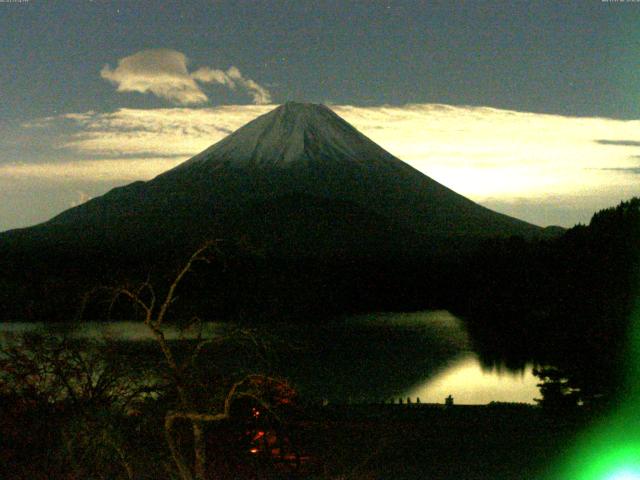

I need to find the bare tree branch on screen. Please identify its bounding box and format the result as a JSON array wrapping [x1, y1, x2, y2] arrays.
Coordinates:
[[156, 240, 218, 328]]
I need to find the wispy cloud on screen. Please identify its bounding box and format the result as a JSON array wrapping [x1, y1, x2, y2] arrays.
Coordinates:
[[4, 103, 640, 230], [330, 104, 640, 199], [101, 49, 272, 105], [57, 106, 270, 157], [595, 140, 640, 147], [14, 104, 640, 195], [192, 66, 272, 104], [0, 157, 184, 181], [598, 167, 640, 175]]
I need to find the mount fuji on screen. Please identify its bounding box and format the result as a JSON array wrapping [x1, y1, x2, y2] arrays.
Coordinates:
[[8, 102, 543, 252], [0, 102, 553, 321]]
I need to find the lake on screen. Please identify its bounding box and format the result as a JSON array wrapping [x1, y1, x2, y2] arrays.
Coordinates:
[[0, 310, 540, 405]]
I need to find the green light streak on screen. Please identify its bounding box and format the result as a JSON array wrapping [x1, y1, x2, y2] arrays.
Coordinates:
[[547, 295, 640, 479], [605, 468, 640, 480]]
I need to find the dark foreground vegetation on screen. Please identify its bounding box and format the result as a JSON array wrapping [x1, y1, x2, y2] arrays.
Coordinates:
[[0, 329, 590, 480], [0, 198, 638, 478], [455, 198, 640, 406], [0, 392, 589, 480]]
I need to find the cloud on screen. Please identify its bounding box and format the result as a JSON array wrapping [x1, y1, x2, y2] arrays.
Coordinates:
[[6, 102, 640, 229], [18, 104, 640, 195], [190, 67, 235, 87], [70, 190, 92, 208], [101, 49, 272, 105], [101, 49, 208, 105], [595, 140, 640, 147], [56, 106, 270, 157], [330, 104, 640, 200], [187, 66, 272, 104], [0, 158, 184, 181], [224, 66, 272, 105], [598, 168, 640, 175]]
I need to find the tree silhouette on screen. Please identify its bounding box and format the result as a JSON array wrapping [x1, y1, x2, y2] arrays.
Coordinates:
[[110, 240, 295, 480], [533, 366, 580, 409]]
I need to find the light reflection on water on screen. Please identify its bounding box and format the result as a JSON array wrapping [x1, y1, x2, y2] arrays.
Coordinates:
[[0, 321, 226, 343], [403, 352, 539, 405], [72, 321, 227, 341], [0, 311, 540, 404]]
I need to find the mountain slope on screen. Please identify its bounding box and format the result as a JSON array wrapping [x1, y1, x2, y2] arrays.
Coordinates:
[[18, 102, 543, 254], [0, 102, 554, 322]]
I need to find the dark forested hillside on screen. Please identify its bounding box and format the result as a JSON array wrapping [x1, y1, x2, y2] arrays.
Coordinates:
[[454, 198, 640, 405]]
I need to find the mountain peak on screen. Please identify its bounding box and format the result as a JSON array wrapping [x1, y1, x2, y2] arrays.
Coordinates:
[[268, 101, 335, 130], [173, 101, 396, 170], [280, 100, 327, 111], [275, 101, 336, 120]]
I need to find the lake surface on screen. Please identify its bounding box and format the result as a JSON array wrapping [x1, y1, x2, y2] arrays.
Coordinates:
[[0, 311, 540, 404]]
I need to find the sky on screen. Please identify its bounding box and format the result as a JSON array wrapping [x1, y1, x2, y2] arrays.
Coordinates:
[[1, 0, 640, 231]]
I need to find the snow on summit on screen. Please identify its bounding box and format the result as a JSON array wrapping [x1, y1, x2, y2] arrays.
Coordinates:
[[177, 101, 400, 170]]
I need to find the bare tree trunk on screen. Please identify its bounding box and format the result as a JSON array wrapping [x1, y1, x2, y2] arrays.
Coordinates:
[[104, 431, 135, 480], [193, 421, 207, 480], [165, 414, 194, 480], [165, 411, 227, 480]]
